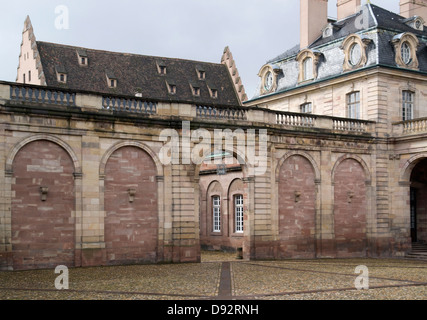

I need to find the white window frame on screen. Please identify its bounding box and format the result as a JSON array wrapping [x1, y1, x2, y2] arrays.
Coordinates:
[[402, 90, 414, 121], [213, 196, 221, 232], [347, 91, 360, 119], [235, 195, 244, 233], [303, 57, 313, 81], [300, 102, 312, 114]]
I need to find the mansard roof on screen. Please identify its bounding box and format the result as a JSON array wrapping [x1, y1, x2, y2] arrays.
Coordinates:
[[268, 4, 427, 64], [250, 3, 427, 102], [36, 41, 240, 106]]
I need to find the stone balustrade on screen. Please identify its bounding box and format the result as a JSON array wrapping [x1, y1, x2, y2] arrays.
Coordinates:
[[393, 118, 427, 135], [1, 81, 376, 135]]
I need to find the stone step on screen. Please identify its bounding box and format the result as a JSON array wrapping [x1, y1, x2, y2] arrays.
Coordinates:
[[405, 243, 427, 261]]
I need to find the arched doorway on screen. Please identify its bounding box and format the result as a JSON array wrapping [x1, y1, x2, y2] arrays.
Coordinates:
[[278, 154, 316, 259], [333, 158, 367, 257], [11, 140, 76, 270], [104, 146, 158, 265], [410, 158, 427, 244], [198, 151, 246, 254]]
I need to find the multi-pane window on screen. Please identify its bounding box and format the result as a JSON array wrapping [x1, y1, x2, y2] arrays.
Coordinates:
[[235, 195, 244, 233], [402, 90, 414, 121], [401, 42, 412, 65], [213, 196, 221, 232], [347, 91, 360, 119], [300, 102, 312, 114], [303, 57, 313, 81]]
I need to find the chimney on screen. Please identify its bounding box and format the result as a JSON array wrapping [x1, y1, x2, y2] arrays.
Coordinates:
[[300, 0, 328, 49], [337, 0, 361, 21], [400, 0, 427, 21]]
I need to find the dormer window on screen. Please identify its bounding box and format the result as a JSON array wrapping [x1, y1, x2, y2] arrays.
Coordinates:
[[207, 83, 218, 99], [402, 16, 425, 31], [190, 82, 200, 96], [166, 80, 177, 94], [391, 32, 419, 70], [196, 67, 206, 80], [55, 65, 67, 83], [322, 23, 333, 38], [77, 49, 88, 66], [341, 34, 371, 72], [106, 70, 117, 88], [157, 61, 167, 75], [296, 49, 321, 83]]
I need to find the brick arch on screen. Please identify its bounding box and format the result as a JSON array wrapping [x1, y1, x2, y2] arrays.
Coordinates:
[[275, 151, 320, 183], [333, 157, 368, 257], [11, 139, 76, 270], [277, 154, 317, 258], [6, 134, 81, 175], [100, 141, 163, 178], [103, 145, 159, 265], [332, 154, 371, 185]]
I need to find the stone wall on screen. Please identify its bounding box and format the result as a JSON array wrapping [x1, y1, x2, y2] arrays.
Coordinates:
[[0, 79, 426, 269]]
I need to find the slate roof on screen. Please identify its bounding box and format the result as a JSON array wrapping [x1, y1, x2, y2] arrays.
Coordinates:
[[36, 41, 240, 106], [248, 3, 427, 101], [266, 4, 427, 65]]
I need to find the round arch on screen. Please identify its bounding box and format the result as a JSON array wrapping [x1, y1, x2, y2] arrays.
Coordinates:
[[401, 153, 427, 183], [194, 147, 251, 180], [99, 141, 163, 177], [331, 154, 371, 185], [275, 151, 321, 183], [6, 134, 81, 175]]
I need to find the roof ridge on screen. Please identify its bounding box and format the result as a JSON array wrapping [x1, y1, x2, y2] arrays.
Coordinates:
[[36, 40, 224, 66]]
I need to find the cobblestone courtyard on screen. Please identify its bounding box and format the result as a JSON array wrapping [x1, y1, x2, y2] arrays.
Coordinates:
[[0, 252, 426, 300]]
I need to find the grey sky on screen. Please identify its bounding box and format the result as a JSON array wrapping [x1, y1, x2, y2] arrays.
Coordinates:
[[0, 0, 400, 99]]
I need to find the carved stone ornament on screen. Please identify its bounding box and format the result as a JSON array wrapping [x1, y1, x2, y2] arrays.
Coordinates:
[[341, 34, 372, 72]]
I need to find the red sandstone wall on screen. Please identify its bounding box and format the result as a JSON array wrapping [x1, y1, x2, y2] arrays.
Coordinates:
[[278, 155, 316, 258], [104, 146, 158, 265], [334, 159, 367, 257], [12, 140, 75, 270]]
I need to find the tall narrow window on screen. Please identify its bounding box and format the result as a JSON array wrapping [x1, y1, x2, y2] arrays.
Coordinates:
[[347, 91, 360, 119], [28, 71, 31, 82], [235, 195, 244, 233], [213, 196, 221, 232], [403, 90, 414, 121], [303, 57, 313, 81], [23, 73, 26, 84]]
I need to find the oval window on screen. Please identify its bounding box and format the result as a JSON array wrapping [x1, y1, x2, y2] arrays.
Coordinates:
[[349, 43, 362, 66], [401, 42, 412, 65]]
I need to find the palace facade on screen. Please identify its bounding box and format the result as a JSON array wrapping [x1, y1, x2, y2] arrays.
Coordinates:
[[1, 0, 427, 270]]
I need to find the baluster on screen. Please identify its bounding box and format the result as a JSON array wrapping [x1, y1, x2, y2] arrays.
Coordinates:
[[40, 90, 45, 103], [59, 92, 64, 105], [34, 89, 40, 103], [20, 87, 26, 101]]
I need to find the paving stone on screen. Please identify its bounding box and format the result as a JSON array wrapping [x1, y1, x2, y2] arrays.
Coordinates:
[[0, 252, 426, 300]]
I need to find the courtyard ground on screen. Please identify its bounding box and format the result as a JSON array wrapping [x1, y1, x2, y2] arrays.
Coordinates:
[[0, 251, 426, 300]]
